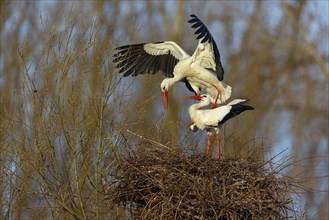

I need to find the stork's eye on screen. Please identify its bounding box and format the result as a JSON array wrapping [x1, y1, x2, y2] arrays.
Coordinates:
[[162, 86, 166, 91]]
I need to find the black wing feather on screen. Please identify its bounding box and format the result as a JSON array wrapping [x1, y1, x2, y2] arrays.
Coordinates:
[[219, 103, 254, 126], [134, 54, 155, 76], [113, 42, 178, 78], [182, 79, 198, 94], [191, 22, 202, 28], [145, 56, 158, 75], [114, 53, 140, 67], [164, 54, 173, 77], [113, 44, 144, 58], [122, 62, 138, 77], [188, 14, 225, 81], [195, 26, 205, 35]]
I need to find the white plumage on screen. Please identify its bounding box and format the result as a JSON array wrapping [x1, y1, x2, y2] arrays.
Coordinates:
[[188, 94, 254, 159], [113, 14, 231, 110], [143, 41, 188, 60]]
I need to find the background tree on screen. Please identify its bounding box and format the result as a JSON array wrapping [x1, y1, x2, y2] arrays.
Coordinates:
[[0, 0, 328, 219]]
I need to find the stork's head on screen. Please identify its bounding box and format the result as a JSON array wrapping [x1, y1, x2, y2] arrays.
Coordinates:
[[160, 79, 173, 111], [187, 94, 211, 105], [199, 94, 211, 105], [160, 79, 170, 93]]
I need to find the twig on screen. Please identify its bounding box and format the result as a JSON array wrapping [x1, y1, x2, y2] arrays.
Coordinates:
[[125, 129, 173, 151]]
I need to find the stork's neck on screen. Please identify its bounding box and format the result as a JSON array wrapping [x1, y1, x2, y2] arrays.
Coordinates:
[[162, 77, 179, 89], [166, 77, 178, 86], [188, 101, 208, 130], [195, 101, 209, 110], [188, 101, 209, 119]]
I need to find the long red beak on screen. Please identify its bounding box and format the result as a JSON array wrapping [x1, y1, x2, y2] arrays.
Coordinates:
[[187, 95, 202, 101], [163, 91, 168, 110]]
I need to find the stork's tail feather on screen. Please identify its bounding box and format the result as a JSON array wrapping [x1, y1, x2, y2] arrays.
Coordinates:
[[219, 82, 232, 104]]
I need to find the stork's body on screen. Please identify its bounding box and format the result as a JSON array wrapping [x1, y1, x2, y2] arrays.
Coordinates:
[[161, 56, 231, 104], [113, 14, 231, 110], [188, 94, 254, 159]]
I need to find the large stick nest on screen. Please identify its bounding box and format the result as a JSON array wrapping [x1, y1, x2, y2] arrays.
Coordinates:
[[104, 147, 296, 219]]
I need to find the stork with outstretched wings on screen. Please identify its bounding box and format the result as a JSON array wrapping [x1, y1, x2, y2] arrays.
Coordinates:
[[113, 14, 231, 110]]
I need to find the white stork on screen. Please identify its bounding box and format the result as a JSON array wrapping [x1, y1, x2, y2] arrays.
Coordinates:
[[113, 14, 231, 110], [187, 94, 254, 159]]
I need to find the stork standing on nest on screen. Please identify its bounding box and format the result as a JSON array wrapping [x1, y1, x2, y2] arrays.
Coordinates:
[[188, 94, 254, 159], [113, 14, 231, 111]]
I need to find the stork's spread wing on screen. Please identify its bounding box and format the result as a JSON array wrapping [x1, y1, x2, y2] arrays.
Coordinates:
[[188, 14, 225, 81], [113, 41, 189, 78]]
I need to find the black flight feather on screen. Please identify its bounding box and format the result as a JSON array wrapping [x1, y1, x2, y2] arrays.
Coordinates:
[[188, 14, 225, 81]]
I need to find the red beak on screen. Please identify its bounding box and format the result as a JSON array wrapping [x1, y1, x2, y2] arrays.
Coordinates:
[[163, 91, 168, 110], [187, 95, 202, 101]]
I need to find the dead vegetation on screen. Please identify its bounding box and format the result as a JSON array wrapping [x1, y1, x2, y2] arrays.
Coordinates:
[[104, 147, 297, 219], [1, 1, 328, 219]]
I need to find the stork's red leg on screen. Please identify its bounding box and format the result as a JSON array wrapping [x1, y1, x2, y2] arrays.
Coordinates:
[[206, 134, 211, 156], [186, 121, 194, 128], [211, 84, 221, 109], [216, 133, 221, 160]]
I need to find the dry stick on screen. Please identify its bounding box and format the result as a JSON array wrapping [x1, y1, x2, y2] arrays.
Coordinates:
[[125, 129, 172, 151]]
